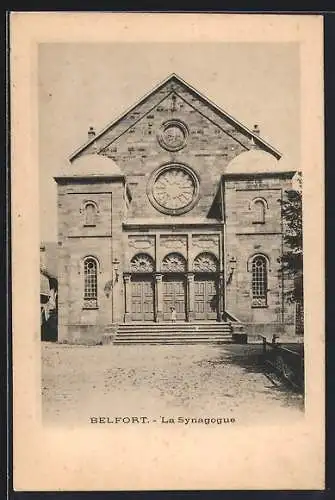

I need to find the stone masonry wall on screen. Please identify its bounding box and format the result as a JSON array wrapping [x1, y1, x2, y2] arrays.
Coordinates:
[[78, 80, 259, 220], [224, 174, 295, 336], [56, 178, 125, 342], [59, 77, 296, 339]]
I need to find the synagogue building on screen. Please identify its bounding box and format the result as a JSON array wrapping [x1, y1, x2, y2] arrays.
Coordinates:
[[54, 74, 297, 344]]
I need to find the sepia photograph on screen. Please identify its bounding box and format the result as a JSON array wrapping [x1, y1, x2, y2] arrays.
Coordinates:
[[12, 13, 324, 491], [39, 42, 304, 426]]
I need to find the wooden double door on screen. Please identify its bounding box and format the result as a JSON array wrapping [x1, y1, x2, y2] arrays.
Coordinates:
[[162, 275, 186, 321], [161, 274, 219, 321], [194, 275, 218, 321], [130, 276, 154, 322], [129, 274, 219, 322]]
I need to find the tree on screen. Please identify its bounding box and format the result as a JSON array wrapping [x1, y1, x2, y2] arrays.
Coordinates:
[[278, 173, 303, 334]]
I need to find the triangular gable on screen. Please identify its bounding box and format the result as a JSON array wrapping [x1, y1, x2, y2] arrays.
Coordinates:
[[70, 73, 281, 161]]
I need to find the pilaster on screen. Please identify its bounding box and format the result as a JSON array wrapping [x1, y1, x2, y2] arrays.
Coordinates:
[[218, 272, 225, 322], [187, 273, 195, 322], [123, 273, 131, 322], [155, 273, 163, 322]]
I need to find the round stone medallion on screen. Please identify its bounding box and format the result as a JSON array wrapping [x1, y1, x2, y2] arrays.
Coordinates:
[[148, 164, 199, 215], [157, 120, 188, 151]]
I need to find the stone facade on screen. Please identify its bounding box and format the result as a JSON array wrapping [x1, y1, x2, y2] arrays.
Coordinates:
[[223, 173, 295, 336], [54, 74, 297, 343]]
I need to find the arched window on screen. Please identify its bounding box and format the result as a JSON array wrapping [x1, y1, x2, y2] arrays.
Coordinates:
[[83, 257, 98, 308], [251, 255, 268, 307], [83, 202, 97, 226], [130, 254, 155, 273], [251, 198, 267, 224], [162, 253, 187, 272], [193, 252, 219, 272]]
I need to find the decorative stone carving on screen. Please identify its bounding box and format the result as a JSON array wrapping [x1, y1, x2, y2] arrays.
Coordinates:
[[128, 236, 155, 250], [192, 235, 219, 249], [153, 167, 195, 211], [160, 236, 187, 249], [83, 299, 98, 309], [130, 253, 155, 273], [161, 253, 187, 272], [252, 297, 267, 307], [246, 179, 264, 189], [103, 280, 113, 298], [157, 119, 188, 152], [147, 164, 199, 215], [193, 252, 219, 272]]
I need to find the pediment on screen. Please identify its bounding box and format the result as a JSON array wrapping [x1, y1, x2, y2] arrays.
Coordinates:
[[70, 74, 281, 161]]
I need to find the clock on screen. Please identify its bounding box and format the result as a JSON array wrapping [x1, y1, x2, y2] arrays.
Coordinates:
[[157, 120, 188, 151], [148, 164, 199, 215]]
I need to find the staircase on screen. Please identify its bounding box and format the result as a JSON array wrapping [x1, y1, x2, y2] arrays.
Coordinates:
[[113, 322, 233, 345]]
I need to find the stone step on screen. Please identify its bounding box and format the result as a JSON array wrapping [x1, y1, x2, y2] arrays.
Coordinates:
[[112, 321, 233, 344], [118, 322, 231, 327], [117, 324, 232, 331], [114, 330, 232, 344], [114, 339, 232, 345], [117, 328, 232, 333], [117, 328, 231, 332], [116, 330, 231, 335], [118, 325, 231, 332], [115, 332, 231, 339]]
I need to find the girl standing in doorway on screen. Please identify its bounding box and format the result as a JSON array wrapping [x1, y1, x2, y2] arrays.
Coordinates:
[[171, 306, 177, 323]]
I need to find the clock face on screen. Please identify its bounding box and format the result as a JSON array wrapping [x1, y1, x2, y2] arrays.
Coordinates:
[[158, 120, 188, 151], [152, 167, 196, 211]]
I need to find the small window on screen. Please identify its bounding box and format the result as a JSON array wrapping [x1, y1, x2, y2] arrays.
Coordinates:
[[251, 198, 267, 224], [251, 255, 268, 307], [83, 257, 98, 308], [83, 202, 97, 226]]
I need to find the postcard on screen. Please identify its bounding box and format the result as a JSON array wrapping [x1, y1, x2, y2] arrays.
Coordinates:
[[11, 12, 324, 490]]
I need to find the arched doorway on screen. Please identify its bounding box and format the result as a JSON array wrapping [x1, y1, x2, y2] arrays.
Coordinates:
[[162, 253, 187, 321], [130, 254, 155, 322], [193, 252, 219, 321]]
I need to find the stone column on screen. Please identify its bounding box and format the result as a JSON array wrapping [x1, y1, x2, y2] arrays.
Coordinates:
[[218, 272, 224, 322], [123, 273, 131, 322], [187, 273, 195, 322], [155, 273, 163, 322]]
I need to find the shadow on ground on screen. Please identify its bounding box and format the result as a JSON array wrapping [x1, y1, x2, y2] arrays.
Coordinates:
[[196, 344, 304, 397], [195, 344, 265, 374]]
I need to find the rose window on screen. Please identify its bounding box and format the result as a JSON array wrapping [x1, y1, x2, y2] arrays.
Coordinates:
[[148, 164, 199, 215]]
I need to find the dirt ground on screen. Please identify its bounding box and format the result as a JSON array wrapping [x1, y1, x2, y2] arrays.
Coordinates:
[[41, 342, 304, 426]]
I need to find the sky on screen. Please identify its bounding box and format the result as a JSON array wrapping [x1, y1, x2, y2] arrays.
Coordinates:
[[39, 42, 300, 242]]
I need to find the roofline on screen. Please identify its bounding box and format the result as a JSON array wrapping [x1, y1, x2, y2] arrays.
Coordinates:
[[222, 171, 297, 180], [69, 73, 282, 161], [123, 218, 223, 230], [54, 174, 125, 183], [69, 73, 179, 161], [170, 74, 282, 159]]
